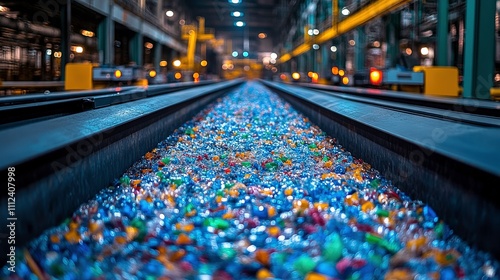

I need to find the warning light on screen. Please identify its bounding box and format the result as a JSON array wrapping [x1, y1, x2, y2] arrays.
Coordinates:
[[280, 73, 287, 80], [338, 69, 345, 77], [342, 76, 349, 85], [149, 70, 157, 78], [331, 67, 339, 75], [369, 68, 383, 86], [114, 70, 122, 79], [311, 72, 319, 83], [292, 72, 300, 80], [174, 72, 182, 80]]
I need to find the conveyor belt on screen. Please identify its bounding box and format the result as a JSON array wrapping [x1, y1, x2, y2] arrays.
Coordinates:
[[298, 82, 500, 117], [0, 79, 243, 265], [261, 80, 500, 259], [0, 80, 216, 127], [1, 79, 500, 272]]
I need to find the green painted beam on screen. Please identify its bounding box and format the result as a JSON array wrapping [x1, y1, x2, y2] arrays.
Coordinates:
[[98, 18, 114, 65], [355, 27, 366, 71], [129, 33, 144, 66], [436, 0, 449, 66], [463, 0, 495, 99]]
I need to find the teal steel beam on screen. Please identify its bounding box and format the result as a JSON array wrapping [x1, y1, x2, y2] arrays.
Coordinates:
[[98, 17, 114, 65], [355, 26, 366, 71], [154, 42, 161, 73], [463, 0, 495, 99], [436, 0, 449, 66], [385, 13, 400, 68], [130, 33, 144, 66], [60, 0, 71, 80]]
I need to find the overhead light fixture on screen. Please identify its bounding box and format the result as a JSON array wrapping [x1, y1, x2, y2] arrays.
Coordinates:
[[258, 33, 267, 39], [166, 10, 174, 17], [341, 7, 350, 16], [232, 11, 243, 17], [242, 51, 249, 57], [229, 0, 241, 3], [232, 51, 239, 57], [235, 21, 245, 27]]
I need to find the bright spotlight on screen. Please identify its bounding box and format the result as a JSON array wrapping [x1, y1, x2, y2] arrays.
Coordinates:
[[166, 10, 174, 17]]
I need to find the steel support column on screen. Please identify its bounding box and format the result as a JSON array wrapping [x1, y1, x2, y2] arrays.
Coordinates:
[[436, 0, 449, 66], [130, 33, 143, 66], [355, 27, 366, 71], [98, 16, 114, 65], [60, 0, 71, 80], [385, 13, 400, 68], [463, 0, 496, 99], [154, 42, 162, 73]]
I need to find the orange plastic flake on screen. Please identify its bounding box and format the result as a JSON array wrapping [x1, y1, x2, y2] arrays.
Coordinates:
[[145, 152, 154, 160], [267, 206, 277, 217], [185, 209, 197, 217], [345, 192, 359, 206], [324, 161, 333, 168], [305, 272, 328, 280], [384, 269, 413, 280], [176, 233, 192, 245], [131, 179, 141, 187], [170, 249, 187, 262], [255, 249, 270, 266], [313, 202, 329, 211], [261, 188, 273, 196], [268, 226, 280, 237], [406, 237, 427, 252], [361, 201, 375, 213], [114, 236, 127, 245], [88, 221, 100, 234], [229, 189, 239, 198], [256, 268, 274, 279], [222, 212, 234, 219], [125, 226, 138, 241], [213, 155, 220, 161], [50, 234, 60, 244], [293, 199, 310, 210], [257, 268, 274, 279], [284, 188, 294, 196]]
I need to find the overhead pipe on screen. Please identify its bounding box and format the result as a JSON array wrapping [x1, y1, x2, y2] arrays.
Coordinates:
[[279, 0, 412, 63]]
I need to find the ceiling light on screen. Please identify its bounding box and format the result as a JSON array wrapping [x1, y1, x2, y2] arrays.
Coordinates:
[[166, 10, 174, 17], [258, 33, 267, 39], [235, 21, 245, 27], [229, 0, 241, 3], [232, 51, 238, 57], [243, 51, 249, 57], [232, 11, 243, 17], [341, 7, 350, 16]]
